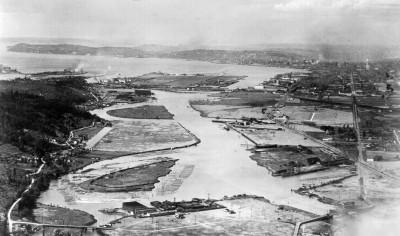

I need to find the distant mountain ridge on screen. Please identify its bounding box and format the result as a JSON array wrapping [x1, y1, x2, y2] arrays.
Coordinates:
[[8, 43, 149, 57], [7, 43, 317, 67], [7, 42, 400, 63]]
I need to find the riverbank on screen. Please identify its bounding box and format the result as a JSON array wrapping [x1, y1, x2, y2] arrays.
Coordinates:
[[1, 77, 101, 234], [6, 43, 314, 70], [7, 96, 203, 235]]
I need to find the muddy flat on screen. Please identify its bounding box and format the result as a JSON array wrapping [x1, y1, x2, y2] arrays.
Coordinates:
[[79, 157, 177, 192], [131, 73, 243, 88], [107, 105, 174, 119], [33, 203, 96, 225], [191, 104, 266, 119]]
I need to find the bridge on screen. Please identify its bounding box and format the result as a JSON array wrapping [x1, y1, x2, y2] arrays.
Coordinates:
[[359, 160, 400, 180], [292, 214, 333, 236]]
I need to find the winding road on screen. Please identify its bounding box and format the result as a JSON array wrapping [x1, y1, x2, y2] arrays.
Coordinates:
[[7, 160, 46, 233]]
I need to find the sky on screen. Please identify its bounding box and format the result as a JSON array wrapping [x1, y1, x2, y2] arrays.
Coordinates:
[[1, 0, 400, 47]]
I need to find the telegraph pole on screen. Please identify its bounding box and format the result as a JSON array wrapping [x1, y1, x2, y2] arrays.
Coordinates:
[[350, 73, 367, 200]]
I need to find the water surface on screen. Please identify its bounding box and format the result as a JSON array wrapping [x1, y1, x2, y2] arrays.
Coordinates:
[[38, 90, 332, 225], [0, 43, 301, 88]]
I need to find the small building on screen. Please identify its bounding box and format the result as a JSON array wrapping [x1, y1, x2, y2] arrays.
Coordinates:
[[112, 78, 126, 84], [122, 201, 155, 215], [122, 201, 147, 212], [253, 85, 264, 90], [286, 97, 301, 104]]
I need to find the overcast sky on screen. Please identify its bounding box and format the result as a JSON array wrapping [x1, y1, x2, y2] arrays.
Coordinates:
[[1, 0, 399, 47]]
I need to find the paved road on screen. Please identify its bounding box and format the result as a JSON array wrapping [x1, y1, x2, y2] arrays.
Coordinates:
[[7, 161, 45, 233], [359, 161, 400, 180], [6, 124, 108, 234], [394, 129, 400, 145], [11, 221, 113, 231], [85, 126, 113, 149]]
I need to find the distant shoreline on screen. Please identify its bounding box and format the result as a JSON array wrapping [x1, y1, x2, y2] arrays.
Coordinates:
[[6, 43, 311, 72]]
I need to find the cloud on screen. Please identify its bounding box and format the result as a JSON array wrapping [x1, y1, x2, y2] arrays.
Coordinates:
[[1, 0, 399, 47], [274, 0, 400, 11]]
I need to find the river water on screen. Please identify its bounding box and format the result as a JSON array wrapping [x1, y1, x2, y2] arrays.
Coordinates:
[[37, 90, 332, 226], [0, 44, 298, 89], [0, 45, 332, 226]]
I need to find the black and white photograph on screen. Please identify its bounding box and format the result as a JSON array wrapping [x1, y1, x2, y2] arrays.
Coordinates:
[[1, 0, 400, 235]]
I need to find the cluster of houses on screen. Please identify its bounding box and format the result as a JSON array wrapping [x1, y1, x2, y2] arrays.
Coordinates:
[[258, 72, 311, 93], [96, 77, 144, 88], [0, 144, 39, 167], [292, 66, 397, 98], [0, 144, 40, 184]]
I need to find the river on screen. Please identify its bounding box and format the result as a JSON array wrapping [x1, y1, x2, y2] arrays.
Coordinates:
[[0, 44, 300, 89], [37, 90, 332, 226], [0, 46, 332, 227]]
